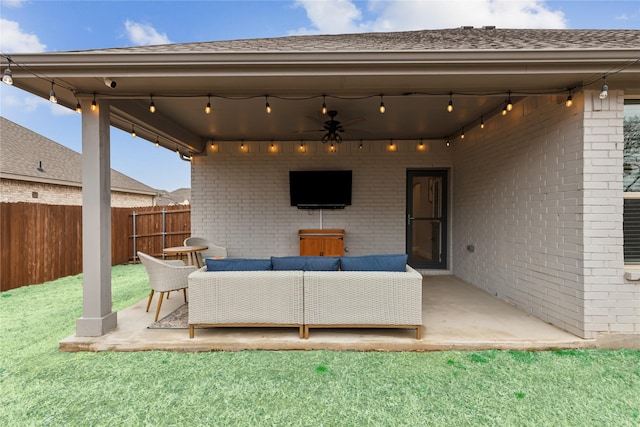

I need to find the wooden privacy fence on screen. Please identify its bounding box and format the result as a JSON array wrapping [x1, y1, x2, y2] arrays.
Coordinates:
[[1, 203, 190, 292]]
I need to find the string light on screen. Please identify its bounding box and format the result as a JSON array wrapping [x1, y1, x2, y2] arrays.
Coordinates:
[[379, 95, 385, 113], [359, 140, 364, 150], [131, 124, 136, 138], [204, 95, 212, 114], [460, 128, 465, 139], [447, 92, 454, 113], [265, 96, 272, 114], [49, 81, 57, 103], [149, 95, 156, 113], [565, 92, 573, 107], [506, 90, 513, 111], [91, 93, 97, 111], [446, 140, 451, 147], [2, 59, 13, 85], [502, 101, 508, 116], [299, 141, 305, 152], [321, 95, 327, 115], [599, 78, 608, 99], [480, 116, 485, 129], [155, 137, 159, 148], [75, 97, 82, 114]]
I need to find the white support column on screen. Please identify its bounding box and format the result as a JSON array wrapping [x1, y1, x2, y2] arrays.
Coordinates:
[[76, 97, 117, 336]]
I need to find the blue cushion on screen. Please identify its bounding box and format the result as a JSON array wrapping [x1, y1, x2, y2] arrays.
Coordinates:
[[339, 254, 408, 272], [271, 256, 340, 271], [205, 258, 272, 271]]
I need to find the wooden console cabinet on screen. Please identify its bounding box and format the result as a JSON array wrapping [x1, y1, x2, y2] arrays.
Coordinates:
[[298, 229, 345, 256]]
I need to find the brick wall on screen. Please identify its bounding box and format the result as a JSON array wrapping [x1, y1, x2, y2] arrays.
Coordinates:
[[452, 93, 588, 336], [0, 179, 156, 207], [583, 90, 639, 338], [191, 140, 452, 259]]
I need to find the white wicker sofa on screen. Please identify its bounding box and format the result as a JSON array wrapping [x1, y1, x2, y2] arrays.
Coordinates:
[[188, 269, 304, 338], [303, 266, 423, 339], [187, 255, 423, 339]]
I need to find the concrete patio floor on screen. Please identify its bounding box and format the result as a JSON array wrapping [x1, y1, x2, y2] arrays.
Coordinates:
[[59, 275, 595, 352]]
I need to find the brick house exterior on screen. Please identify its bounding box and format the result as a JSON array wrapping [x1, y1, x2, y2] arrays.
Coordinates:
[[3, 28, 639, 344], [0, 117, 159, 207]]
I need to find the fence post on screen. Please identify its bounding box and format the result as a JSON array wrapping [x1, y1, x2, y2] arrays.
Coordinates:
[[161, 208, 166, 259], [132, 211, 137, 262]]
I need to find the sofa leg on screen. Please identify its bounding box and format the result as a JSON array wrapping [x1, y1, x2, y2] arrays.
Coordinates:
[[416, 325, 422, 340], [304, 325, 310, 339], [299, 326, 304, 339], [189, 325, 195, 339]]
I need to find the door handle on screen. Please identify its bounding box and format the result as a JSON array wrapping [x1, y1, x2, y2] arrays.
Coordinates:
[[407, 214, 415, 225]]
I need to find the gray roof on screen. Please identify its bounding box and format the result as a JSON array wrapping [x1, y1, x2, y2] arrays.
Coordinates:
[[80, 28, 640, 54], [0, 116, 158, 195]]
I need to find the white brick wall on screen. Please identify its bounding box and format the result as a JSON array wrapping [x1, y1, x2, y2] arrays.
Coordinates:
[[452, 90, 639, 339], [191, 91, 640, 340], [0, 179, 155, 207], [191, 140, 452, 258], [452, 94, 589, 335]]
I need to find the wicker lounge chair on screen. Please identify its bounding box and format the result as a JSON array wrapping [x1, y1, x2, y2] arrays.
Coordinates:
[[138, 251, 197, 321]]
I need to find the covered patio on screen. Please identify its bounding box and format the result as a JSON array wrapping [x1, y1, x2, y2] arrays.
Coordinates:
[[4, 28, 640, 347], [59, 275, 591, 352]]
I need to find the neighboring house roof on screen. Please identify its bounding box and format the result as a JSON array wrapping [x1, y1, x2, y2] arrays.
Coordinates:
[[85, 28, 640, 53], [156, 188, 191, 206], [0, 116, 158, 196]]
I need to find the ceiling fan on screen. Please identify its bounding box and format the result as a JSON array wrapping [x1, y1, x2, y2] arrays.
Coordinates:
[[321, 110, 344, 144]]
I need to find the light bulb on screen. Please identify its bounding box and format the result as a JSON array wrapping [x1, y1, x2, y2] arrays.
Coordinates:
[[49, 83, 57, 103], [75, 102, 82, 114], [379, 95, 385, 113], [131, 125, 136, 138], [2, 67, 13, 85], [149, 96, 156, 113], [599, 82, 608, 99], [506, 91, 513, 111], [480, 117, 485, 129], [447, 92, 453, 113], [565, 95, 573, 107], [205, 96, 212, 114], [321, 96, 327, 115], [265, 96, 271, 114]]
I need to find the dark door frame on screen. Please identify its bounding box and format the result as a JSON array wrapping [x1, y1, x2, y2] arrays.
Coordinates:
[[406, 169, 449, 269]]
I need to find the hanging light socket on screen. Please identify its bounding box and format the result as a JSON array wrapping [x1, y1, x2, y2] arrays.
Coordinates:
[[321, 95, 328, 115], [205, 95, 212, 114], [91, 93, 97, 111], [379, 95, 385, 113], [2, 60, 13, 85], [599, 79, 608, 99], [506, 90, 513, 111], [447, 92, 454, 113], [265, 96, 272, 114], [149, 95, 156, 113]]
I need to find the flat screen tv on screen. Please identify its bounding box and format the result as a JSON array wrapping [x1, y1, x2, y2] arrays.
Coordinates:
[[289, 170, 352, 209]]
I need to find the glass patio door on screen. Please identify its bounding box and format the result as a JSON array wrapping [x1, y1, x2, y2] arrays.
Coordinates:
[[406, 170, 448, 269]]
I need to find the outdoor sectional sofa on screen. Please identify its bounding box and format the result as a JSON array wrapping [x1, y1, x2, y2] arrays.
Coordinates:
[[187, 255, 423, 339]]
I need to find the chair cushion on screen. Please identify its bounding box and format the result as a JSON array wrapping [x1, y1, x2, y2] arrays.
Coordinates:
[[205, 258, 272, 271], [339, 254, 408, 272], [271, 256, 340, 271]]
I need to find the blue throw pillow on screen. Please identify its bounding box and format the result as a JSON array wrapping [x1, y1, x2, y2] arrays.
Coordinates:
[[271, 256, 340, 271], [205, 258, 272, 271], [339, 254, 408, 272]]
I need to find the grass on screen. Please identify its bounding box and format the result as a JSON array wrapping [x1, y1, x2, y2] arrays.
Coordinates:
[[1, 265, 639, 426]]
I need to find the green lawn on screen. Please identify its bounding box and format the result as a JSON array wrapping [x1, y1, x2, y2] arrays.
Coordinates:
[[1, 265, 639, 426]]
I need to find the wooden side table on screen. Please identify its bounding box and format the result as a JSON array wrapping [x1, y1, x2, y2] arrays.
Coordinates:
[[162, 245, 208, 268]]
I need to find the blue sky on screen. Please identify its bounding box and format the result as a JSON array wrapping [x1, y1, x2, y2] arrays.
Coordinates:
[[1, 0, 639, 191]]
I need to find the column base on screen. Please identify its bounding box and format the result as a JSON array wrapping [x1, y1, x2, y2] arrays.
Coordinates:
[[76, 311, 117, 337]]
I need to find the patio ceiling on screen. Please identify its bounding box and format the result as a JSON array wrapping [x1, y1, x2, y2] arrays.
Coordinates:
[[4, 30, 640, 156]]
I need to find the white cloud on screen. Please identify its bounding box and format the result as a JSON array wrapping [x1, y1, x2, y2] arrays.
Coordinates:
[[124, 20, 171, 46], [292, 0, 566, 34], [1, 0, 25, 8], [0, 18, 46, 52]]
